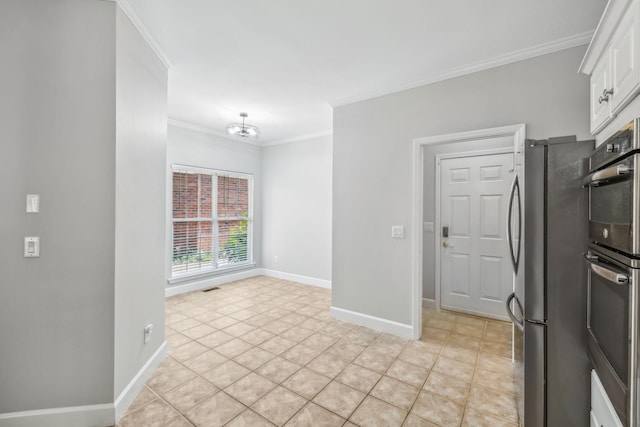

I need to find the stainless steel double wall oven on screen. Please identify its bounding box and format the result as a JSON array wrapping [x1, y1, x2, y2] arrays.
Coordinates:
[[585, 118, 640, 426]]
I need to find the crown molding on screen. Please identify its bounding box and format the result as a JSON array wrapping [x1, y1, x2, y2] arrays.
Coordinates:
[[330, 31, 594, 108], [107, 0, 173, 69], [168, 118, 333, 147], [262, 130, 333, 147], [168, 118, 263, 146]]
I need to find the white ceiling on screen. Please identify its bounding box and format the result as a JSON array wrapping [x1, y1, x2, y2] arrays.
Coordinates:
[[125, 0, 607, 145]]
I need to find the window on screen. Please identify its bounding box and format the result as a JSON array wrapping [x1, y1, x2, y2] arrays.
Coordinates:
[[172, 165, 253, 277]]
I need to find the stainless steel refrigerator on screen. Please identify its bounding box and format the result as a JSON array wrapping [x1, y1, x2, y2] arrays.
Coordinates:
[[506, 137, 593, 426]]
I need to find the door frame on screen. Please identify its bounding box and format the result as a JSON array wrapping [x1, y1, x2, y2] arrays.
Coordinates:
[[435, 149, 513, 321], [411, 124, 525, 338]]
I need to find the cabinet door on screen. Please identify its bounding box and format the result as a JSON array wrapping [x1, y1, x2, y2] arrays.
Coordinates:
[[591, 370, 624, 427], [591, 55, 612, 134], [610, 0, 640, 113]]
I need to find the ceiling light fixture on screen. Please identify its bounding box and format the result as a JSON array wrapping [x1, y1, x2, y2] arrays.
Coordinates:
[[225, 112, 260, 140]]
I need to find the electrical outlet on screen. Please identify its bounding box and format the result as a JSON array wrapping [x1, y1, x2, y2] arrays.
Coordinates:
[[144, 324, 153, 344]]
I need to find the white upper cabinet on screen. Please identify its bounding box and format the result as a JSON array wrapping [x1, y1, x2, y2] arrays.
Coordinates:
[[581, 0, 640, 134], [610, 4, 640, 112]]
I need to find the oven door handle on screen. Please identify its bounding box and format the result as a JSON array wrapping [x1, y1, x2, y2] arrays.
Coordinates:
[[586, 164, 633, 186], [583, 253, 630, 285]]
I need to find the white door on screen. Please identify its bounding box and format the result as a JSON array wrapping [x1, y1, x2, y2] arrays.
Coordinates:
[[440, 153, 513, 320]]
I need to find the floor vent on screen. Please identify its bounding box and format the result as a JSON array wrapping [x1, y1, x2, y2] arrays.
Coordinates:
[[203, 287, 220, 292]]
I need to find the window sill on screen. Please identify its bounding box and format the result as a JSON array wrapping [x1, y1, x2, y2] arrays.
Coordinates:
[[168, 262, 257, 285]]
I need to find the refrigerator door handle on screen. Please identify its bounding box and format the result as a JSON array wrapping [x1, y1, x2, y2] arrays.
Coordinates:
[[506, 292, 525, 331], [506, 174, 521, 273], [506, 176, 515, 262]]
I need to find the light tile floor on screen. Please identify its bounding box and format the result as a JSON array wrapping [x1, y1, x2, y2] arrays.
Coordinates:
[[117, 276, 518, 427]]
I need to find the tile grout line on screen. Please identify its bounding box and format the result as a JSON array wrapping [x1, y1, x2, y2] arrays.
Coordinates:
[[123, 278, 517, 427], [162, 282, 367, 425], [424, 312, 520, 426]]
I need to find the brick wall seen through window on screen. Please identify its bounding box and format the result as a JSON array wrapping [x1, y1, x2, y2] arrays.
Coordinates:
[[172, 167, 252, 276]]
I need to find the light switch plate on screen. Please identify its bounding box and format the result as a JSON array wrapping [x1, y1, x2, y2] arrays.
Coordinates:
[[26, 194, 39, 213], [391, 225, 405, 239], [423, 222, 434, 232], [24, 236, 40, 257]]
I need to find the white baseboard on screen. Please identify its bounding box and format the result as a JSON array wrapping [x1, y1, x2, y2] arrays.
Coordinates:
[[165, 268, 263, 297], [261, 269, 331, 289], [0, 404, 113, 427], [329, 306, 414, 340], [440, 304, 510, 322], [114, 341, 167, 421], [422, 298, 436, 309], [0, 342, 168, 427], [166, 268, 331, 297]]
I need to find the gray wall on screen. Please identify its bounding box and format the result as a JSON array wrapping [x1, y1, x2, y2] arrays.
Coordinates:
[[0, 0, 116, 411], [333, 46, 591, 326], [114, 8, 168, 398], [166, 125, 263, 282], [262, 136, 333, 281]]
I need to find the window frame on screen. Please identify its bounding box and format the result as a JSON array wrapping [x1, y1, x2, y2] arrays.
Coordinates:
[[170, 164, 254, 281]]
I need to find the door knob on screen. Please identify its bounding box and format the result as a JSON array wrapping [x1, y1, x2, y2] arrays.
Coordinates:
[[443, 242, 449, 248]]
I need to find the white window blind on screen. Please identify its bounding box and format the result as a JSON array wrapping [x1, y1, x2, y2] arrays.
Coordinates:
[[172, 165, 253, 277]]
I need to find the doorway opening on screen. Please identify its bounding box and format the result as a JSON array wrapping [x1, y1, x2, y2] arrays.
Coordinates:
[[411, 124, 525, 339]]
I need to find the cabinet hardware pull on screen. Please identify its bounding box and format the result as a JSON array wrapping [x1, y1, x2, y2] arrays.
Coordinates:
[[599, 88, 614, 104]]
